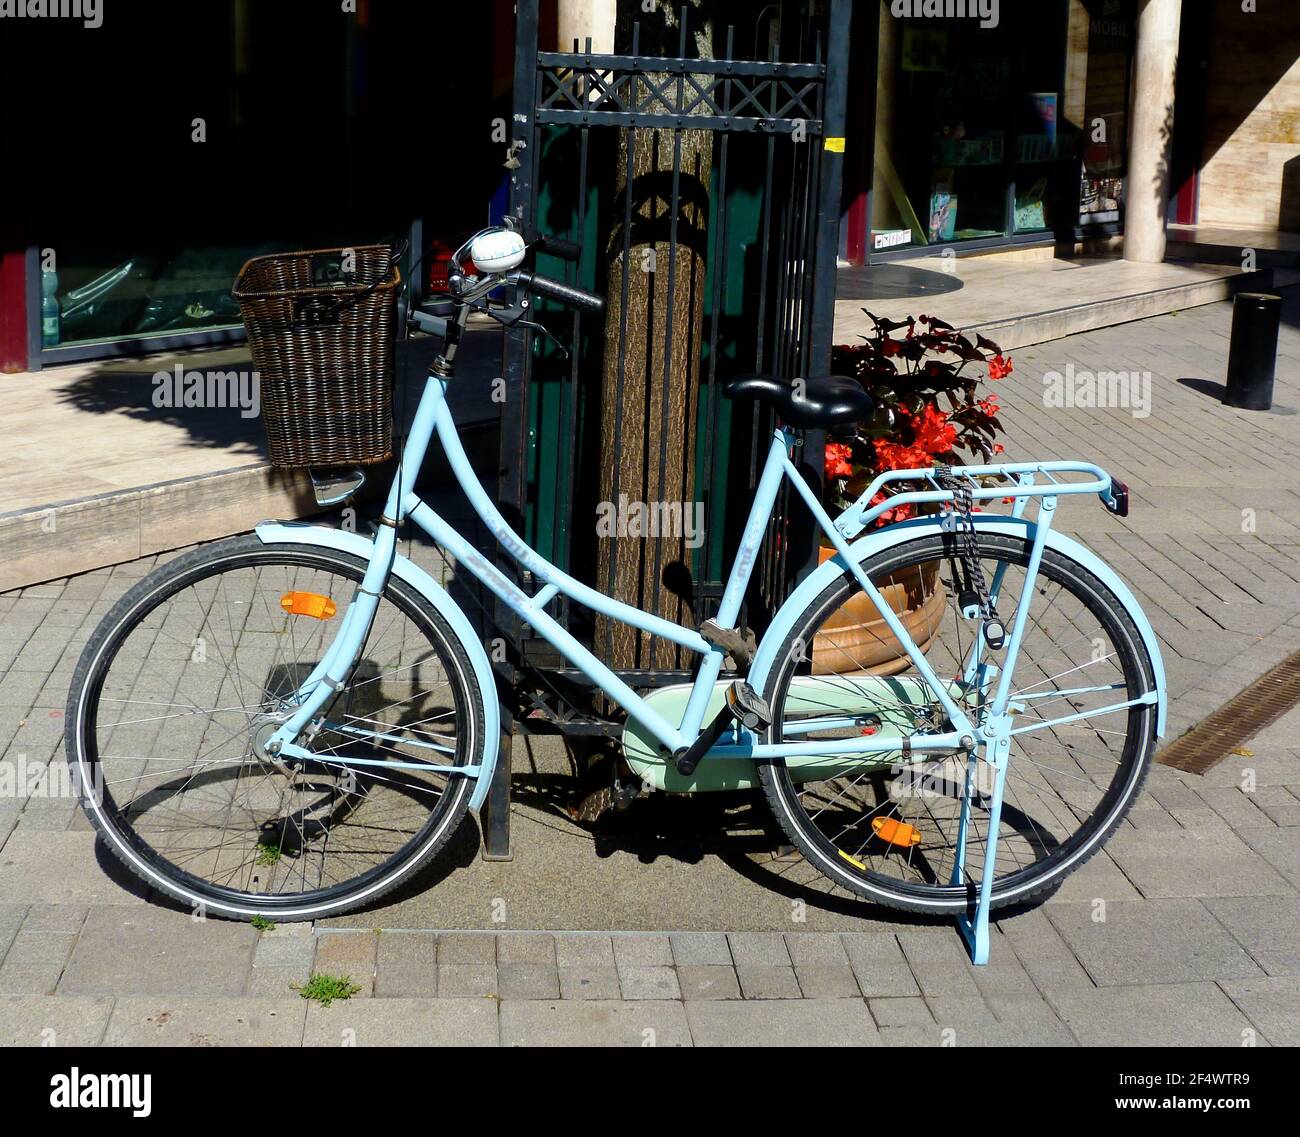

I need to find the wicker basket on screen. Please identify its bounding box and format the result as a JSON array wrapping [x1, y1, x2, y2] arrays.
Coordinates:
[[233, 245, 400, 468]]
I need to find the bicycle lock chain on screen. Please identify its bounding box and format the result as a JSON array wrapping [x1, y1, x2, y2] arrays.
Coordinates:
[[934, 465, 1006, 650]]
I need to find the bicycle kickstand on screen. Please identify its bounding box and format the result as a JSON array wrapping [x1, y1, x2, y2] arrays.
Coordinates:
[[951, 727, 1011, 965]]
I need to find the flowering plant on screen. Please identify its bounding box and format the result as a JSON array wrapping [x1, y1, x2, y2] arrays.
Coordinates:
[[824, 310, 1012, 524]]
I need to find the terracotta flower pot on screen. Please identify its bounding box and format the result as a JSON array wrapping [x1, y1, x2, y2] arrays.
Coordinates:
[[812, 545, 945, 675]]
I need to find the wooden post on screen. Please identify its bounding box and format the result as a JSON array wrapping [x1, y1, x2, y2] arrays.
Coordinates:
[[595, 0, 715, 671]]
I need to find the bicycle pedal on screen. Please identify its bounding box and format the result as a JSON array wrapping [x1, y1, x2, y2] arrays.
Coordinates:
[[726, 680, 771, 731]]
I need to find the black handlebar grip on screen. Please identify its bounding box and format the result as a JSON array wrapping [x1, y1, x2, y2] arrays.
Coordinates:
[[531, 232, 582, 261], [517, 270, 605, 315]]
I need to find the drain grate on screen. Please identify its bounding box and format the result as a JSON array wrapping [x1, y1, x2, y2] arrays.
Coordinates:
[[1157, 650, 1300, 774]]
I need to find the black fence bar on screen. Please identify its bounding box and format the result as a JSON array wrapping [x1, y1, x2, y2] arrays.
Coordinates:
[[484, 0, 543, 860]]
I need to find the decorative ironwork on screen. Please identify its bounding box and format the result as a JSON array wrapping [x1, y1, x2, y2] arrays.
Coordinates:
[[535, 53, 825, 134]]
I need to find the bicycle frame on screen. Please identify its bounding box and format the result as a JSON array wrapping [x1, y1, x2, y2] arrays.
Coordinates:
[[267, 368, 1156, 766]]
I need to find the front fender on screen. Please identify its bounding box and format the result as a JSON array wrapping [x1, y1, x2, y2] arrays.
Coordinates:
[[751, 516, 1167, 736], [254, 521, 502, 809]]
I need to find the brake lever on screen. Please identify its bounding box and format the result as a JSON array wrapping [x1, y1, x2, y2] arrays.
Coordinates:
[[482, 297, 570, 359]]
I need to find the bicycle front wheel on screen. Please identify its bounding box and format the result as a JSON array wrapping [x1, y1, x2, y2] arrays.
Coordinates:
[[758, 531, 1157, 913], [66, 534, 485, 920]]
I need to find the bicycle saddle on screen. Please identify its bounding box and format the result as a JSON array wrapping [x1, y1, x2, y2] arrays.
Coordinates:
[[723, 374, 873, 429]]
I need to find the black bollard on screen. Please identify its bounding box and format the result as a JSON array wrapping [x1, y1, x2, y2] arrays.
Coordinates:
[[1223, 292, 1281, 411]]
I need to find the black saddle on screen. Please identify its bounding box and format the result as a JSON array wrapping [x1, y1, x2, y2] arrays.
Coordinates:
[[723, 374, 873, 429]]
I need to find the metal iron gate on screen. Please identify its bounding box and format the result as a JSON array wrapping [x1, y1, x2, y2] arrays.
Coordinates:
[[482, 0, 851, 855]]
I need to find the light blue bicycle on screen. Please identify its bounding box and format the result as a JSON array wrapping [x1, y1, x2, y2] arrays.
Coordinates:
[[67, 224, 1166, 962]]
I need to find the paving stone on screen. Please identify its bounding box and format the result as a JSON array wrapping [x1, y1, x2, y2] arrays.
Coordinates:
[[728, 932, 791, 968], [1202, 896, 1300, 976], [1196, 749, 1300, 788], [1220, 976, 1300, 1046], [558, 966, 621, 1000], [785, 932, 852, 967], [555, 933, 615, 968], [1237, 826, 1300, 891], [736, 965, 802, 1000], [0, 995, 113, 1046], [1042, 850, 1142, 903], [501, 1000, 689, 1046], [964, 941, 1041, 1000], [437, 963, 498, 998], [868, 996, 934, 1027], [0, 929, 75, 970], [1046, 899, 1263, 986], [436, 931, 497, 965], [669, 932, 732, 966], [612, 933, 672, 968], [926, 995, 997, 1028], [0, 904, 28, 961], [986, 993, 1064, 1024], [896, 931, 981, 998], [498, 963, 561, 1000], [677, 964, 741, 1000], [1194, 786, 1273, 829], [303, 997, 498, 1046], [995, 908, 1093, 993], [104, 998, 307, 1047], [313, 932, 376, 997], [252, 934, 316, 970], [1249, 786, 1300, 826], [1104, 826, 1294, 898], [0, 963, 67, 994], [18, 904, 86, 934], [0, 831, 149, 905], [59, 906, 256, 996], [840, 933, 920, 998], [496, 933, 556, 965], [792, 963, 861, 999], [685, 998, 880, 1047], [618, 965, 680, 1000], [374, 932, 438, 997], [1049, 982, 1260, 1047], [246, 966, 310, 999]]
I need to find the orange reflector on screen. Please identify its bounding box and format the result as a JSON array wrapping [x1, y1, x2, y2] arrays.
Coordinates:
[[280, 591, 337, 619], [872, 817, 922, 848]]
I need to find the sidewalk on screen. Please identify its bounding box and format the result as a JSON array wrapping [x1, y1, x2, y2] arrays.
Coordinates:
[[1, 294, 1298, 1045]]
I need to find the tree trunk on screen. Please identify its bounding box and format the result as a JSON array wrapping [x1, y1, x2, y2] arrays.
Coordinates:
[[596, 0, 714, 671]]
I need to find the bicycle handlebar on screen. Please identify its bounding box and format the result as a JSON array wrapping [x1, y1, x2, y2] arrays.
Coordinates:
[[513, 270, 605, 315], [529, 231, 582, 261]]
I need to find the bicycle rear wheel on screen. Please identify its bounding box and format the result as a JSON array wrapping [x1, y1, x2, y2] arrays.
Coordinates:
[[757, 532, 1157, 913], [66, 534, 484, 920]]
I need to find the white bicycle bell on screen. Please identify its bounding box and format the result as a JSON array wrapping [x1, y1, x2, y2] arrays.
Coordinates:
[[468, 228, 527, 274]]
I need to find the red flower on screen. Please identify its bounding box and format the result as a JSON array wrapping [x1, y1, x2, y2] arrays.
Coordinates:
[[873, 438, 932, 472], [993, 443, 1005, 454], [824, 441, 854, 480], [909, 403, 958, 455], [869, 491, 915, 525], [881, 337, 902, 357], [987, 353, 1013, 380]]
